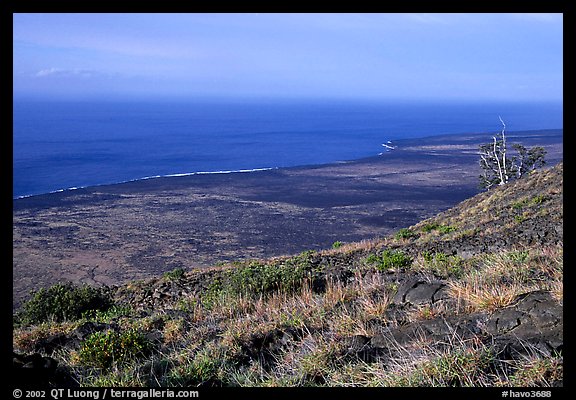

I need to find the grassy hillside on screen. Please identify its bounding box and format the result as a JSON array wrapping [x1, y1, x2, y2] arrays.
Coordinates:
[[13, 163, 563, 387]]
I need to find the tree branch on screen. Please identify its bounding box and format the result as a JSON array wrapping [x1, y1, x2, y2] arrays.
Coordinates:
[[499, 116, 508, 184]]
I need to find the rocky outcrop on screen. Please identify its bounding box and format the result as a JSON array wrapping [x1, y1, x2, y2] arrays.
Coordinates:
[[340, 290, 562, 379]]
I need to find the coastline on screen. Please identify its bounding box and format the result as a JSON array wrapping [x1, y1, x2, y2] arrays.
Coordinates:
[[12, 128, 562, 202], [13, 168, 278, 201], [13, 129, 563, 309]]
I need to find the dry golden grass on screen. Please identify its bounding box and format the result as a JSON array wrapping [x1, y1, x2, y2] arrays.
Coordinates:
[[449, 280, 527, 313], [447, 246, 562, 313], [319, 239, 380, 256]]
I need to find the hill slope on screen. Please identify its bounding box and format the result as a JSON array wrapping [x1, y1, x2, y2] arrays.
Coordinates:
[[13, 163, 563, 387]]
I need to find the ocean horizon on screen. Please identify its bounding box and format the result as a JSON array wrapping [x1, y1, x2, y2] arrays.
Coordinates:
[[13, 99, 563, 199]]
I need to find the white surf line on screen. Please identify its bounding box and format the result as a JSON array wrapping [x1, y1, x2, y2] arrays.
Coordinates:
[[14, 167, 277, 199]]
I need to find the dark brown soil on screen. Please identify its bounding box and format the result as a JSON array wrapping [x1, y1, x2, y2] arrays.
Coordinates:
[[12, 129, 562, 309]]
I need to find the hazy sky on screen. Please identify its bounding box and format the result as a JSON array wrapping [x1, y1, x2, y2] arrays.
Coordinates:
[[12, 13, 563, 101]]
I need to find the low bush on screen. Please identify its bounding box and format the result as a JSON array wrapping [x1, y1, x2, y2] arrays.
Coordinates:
[[16, 282, 113, 326], [395, 228, 417, 240], [82, 305, 133, 323], [79, 329, 152, 370], [367, 250, 413, 272], [437, 225, 457, 234], [227, 261, 306, 296], [421, 222, 457, 234], [421, 222, 441, 233], [421, 251, 464, 278], [201, 259, 309, 309], [162, 267, 186, 281]]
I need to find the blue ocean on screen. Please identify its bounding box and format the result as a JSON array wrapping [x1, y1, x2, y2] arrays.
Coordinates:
[[13, 99, 563, 199]]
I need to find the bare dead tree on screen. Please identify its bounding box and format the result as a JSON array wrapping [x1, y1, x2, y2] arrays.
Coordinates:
[[479, 116, 510, 189], [478, 118, 547, 190]]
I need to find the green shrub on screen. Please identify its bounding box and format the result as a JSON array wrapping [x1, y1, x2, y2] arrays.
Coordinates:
[[421, 222, 457, 235], [79, 329, 152, 370], [512, 195, 546, 211], [365, 253, 380, 264], [227, 261, 305, 296], [531, 194, 546, 206], [421, 222, 441, 233], [437, 225, 457, 234], [201, 260, 308, 308], [421, 251, 464, 278], [332, 241, 343, 249], [369, 250, 413, 271], [395, 228, 417, 240], [287, 250, 317, 268], [507, 250, 530, 264], [512, 200, 525, 210], [201, 278, 225, 310], [515, 214, 527, 223], [82, 305, 133, 323], [16, 282, 113, 326], [163, 267, 186, 281]]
